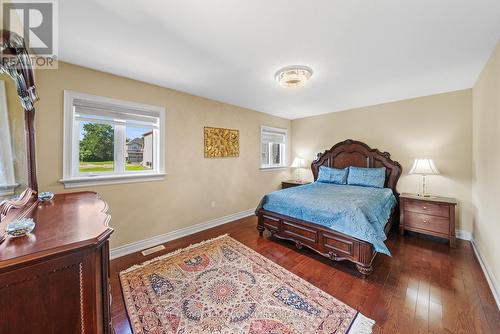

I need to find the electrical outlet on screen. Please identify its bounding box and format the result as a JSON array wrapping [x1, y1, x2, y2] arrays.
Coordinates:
[[211, 200, 216, 208]]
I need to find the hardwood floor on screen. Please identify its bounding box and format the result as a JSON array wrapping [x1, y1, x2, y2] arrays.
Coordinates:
[[110, 216, 500, 333]]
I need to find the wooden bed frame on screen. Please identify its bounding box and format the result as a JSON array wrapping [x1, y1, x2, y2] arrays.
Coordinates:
[[256, 139, 402, 277]]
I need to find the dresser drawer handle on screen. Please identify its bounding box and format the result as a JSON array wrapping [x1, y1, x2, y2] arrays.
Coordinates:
[[422, 206, 427, 210], [423, 219, 430, 224]]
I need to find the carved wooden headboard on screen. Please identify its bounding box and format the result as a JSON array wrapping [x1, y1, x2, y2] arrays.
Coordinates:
[[311, 139, 402, 196]]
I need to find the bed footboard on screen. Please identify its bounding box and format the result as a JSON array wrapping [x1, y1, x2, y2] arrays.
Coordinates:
[[257, 208, 397, 277]]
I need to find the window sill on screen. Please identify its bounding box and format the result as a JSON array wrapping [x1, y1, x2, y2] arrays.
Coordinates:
[[60, 172, 166, 188], [259, 166, 289, 172]]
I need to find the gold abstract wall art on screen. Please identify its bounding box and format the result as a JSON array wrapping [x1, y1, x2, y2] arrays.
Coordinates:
[[204, 127, 239, 158]]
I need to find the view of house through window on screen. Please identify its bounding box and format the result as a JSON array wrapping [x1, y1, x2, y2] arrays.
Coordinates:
[[63, 91, 165, 186], [125, 126, 154, 171]]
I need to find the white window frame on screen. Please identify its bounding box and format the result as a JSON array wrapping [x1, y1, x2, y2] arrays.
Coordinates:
[[260, 125, 287, 170], [61, 91, 166, 188]]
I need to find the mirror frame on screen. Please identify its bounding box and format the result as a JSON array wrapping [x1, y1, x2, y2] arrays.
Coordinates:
[[0, 30, 39, 222]]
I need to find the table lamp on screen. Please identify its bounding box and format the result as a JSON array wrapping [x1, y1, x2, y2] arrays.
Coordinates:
[[409, 158, 440, 197], [290, 157, 306, 181]]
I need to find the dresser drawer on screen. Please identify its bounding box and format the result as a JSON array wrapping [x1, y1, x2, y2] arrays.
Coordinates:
[[405, 199, 449, 218], [405, 212, 449, 235]]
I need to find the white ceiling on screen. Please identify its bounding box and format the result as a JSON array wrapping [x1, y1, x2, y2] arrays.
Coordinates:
[[59, 0, 500, 119]]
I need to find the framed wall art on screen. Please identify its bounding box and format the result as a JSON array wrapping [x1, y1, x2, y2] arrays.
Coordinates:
[[204, 127, 239, 158]]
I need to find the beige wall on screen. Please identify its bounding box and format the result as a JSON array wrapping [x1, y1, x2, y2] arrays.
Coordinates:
[[35, 62, 291, 248], [291, 90, 473, 232], [472, 41, 500, 292]]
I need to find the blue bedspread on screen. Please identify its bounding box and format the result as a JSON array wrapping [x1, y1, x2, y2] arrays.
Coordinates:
[[256, 182, 396, 255]]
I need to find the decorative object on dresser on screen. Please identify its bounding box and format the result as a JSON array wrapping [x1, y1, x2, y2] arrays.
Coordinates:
[[281, 179, 311, 189], [0, 192, 113, 333], [257, 139, 402, 276], [399, 193, 456, 247], [120, 235, 375, 334], [203, 126, 240, 158], [408, 158, 440, 196], [290, 157, 306, 181]]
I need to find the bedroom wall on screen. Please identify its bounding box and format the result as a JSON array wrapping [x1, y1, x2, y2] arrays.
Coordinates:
[[291, 90, 473, 233], [472, 40, 500, 295], [34, 62, 291, 248]]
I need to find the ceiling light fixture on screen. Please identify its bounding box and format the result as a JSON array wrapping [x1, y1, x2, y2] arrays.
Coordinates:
[[274, 65, 313, 88]]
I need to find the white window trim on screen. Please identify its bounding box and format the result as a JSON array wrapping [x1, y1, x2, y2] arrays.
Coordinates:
[[259, 125, 288, 170], [61, 90, 166, 188]]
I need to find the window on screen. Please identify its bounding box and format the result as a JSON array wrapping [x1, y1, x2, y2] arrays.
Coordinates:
[[260, 126, 287, 169], [62, 91, 165, 188]]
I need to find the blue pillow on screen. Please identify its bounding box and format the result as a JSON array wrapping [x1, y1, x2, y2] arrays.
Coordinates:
[[317, 166, 348, 184], [347, 167, 386, 188]]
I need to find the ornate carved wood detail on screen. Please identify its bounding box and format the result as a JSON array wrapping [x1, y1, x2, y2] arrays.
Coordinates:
[[355, 264, 374, 277], [0, 261, 81, 291], [0, 192, 113, 333], [311, 139, 402, 196], [257, 224, 265, 236], [0, 30, 40, 223], [0, 30, 38, 111], [258, 139, 401, 277], [257, 207, 397, 277]]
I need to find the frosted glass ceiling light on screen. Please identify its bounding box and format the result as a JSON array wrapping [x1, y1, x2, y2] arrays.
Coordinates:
[[275, 65, 313, 88]]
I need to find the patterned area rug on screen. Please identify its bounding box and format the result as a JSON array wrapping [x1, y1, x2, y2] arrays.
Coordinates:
[[120, 235, 374, 334]]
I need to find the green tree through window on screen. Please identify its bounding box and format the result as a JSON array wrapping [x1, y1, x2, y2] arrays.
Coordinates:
[[79, 123, 114, 162]]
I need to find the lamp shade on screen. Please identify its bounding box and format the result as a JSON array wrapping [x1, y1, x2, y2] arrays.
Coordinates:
[[409, 159, 440, 175], [290, 157, 305, 168]]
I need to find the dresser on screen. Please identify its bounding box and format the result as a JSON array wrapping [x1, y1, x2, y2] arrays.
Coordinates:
[[281, 180, 311, 189], [0, 192, 113, 334], [399, 193, 456, 247]]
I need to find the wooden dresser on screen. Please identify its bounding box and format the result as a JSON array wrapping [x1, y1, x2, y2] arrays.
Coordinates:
[[0, 192, 113, 334], [399, 193, 456, 247]]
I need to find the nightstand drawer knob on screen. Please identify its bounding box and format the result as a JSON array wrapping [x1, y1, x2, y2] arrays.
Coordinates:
[[423, 219, 429, 223], [423, 206, 427, 210]]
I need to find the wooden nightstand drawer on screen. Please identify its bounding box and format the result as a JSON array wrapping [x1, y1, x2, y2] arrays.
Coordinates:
[[281, 180, 311, 189], [405, 212, 449, 235], [405, 199, 449, 218], [399, 194, 457, 247]]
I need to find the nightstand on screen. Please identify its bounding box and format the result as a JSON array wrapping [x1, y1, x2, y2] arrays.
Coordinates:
[[399, 193, 457, 247], [281, 180, 311, 189]]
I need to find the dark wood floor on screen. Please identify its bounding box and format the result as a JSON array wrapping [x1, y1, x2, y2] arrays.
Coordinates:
[[110, 216, 500, 334]]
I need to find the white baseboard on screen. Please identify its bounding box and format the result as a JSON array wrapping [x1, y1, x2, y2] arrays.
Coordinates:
[[110, 208, 255, 260], [471, 238, 500, 310], [455, 229, 472, 241]]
